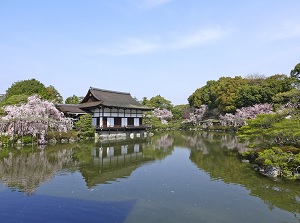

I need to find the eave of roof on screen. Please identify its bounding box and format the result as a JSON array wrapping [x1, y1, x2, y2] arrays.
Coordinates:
[[56, 104, 87, 114], [79, 101, 102, 108]]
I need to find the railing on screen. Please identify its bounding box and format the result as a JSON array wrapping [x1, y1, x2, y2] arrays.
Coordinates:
[[95, 125, 151, 131]]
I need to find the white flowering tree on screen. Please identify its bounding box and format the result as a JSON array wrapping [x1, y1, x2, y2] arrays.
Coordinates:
[[220, 103, 273, 127], [0, 95, 73, 144], [183, 105, 208, 125], [153, 108, 173, 125]]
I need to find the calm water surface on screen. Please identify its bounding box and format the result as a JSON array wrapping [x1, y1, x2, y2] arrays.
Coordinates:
[[0, 132, 299, 222]]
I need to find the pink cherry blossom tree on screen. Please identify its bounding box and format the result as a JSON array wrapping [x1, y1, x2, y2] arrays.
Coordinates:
[[183, 105, 208, 125], [220, 103, 273, 127], [0, 95, 73, 144], [153, 108, 173, 124]]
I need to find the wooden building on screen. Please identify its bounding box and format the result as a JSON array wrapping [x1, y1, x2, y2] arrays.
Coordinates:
[[54, 104, 86, 121], [57, 87, 152, 135]]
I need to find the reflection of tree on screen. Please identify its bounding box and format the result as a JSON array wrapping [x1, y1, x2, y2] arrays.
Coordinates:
[[143, 134, 174, 160], [181, 134, 209, 154], [152, 133, 174, 149], [187, 132, 300, 214], [182, 132, 249, 154], [0, 147, 74, 195]]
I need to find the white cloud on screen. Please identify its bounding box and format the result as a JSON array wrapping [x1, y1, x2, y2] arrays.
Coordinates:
[[168, 28, 229, 50], [126, 0, 173, 10], [96, 27, 229, 56], [97, 37, 160, 55], [262, 20, 300, 41], [144, 0, 173, 8], [116, 37, 161, 55]]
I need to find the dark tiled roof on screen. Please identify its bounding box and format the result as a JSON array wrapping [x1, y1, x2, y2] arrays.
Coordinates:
[[78, 101, 102, 108], [81, 87, 152, 110], [56, 104, 87, 114]]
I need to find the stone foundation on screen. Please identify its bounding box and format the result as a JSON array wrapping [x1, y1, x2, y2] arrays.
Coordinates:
[[95, 131, 148, 142]]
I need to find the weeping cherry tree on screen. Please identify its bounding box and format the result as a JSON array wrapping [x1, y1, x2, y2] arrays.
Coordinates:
[[220, 103, 273, 127], [0, 95, 73, 144], [153, 108, 173, 125], [183, 105, 208, 126]]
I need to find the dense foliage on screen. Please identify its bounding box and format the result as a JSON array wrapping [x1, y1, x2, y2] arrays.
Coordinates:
[[290, 62, 300, 84], [238, 100, 300, 179], [65, 95, 83, 104], [74, 114, 95, 139], [142, 95, 173, 110], [188, 74, 295, 114], [2, 79, 63, 106]]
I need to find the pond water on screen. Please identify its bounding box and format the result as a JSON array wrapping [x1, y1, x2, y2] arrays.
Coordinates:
[[0, 132, 299, 223]]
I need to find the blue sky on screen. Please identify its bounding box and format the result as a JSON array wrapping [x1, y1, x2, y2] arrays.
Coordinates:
[[1, 0, 300, 105]]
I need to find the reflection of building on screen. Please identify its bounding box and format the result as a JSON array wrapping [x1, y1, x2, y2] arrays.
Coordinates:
[[57, 87, 152, 136], [80, 141, 154, 188], [93, 143, 143, 165]]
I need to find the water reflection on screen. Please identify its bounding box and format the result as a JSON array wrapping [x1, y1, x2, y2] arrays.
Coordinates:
[[182, 131, 249, 154], [0, 131, 299, 217], [78, 134, 174, 188], [0, 146, 74, 195], [143, 133, 174, 160], [0, 134, 174, 193], [184, 132, 300, 215], [78, 140, 154, 188]]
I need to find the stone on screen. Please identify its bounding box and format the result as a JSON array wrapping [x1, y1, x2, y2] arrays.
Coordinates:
[[61, 139, 68, 144], [69, 137, 76, 143], [241, 159, 250, 163], [48, 137, 57, 145], [260, 166, 281, 178]]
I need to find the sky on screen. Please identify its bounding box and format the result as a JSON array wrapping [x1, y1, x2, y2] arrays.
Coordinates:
[[1, 0, 300, 105]]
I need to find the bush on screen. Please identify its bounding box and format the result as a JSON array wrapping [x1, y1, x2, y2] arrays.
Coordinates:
[[254, 147, 300, 179], [22, 135, 33, 144], [74, 114, 95, 138], [47, 131, 78, 140]]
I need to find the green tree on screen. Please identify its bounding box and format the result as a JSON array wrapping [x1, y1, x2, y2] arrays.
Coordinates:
[[171, 104, 189, 120], [5, 79, 46, 99], [65, 95, 81, 104], [188, 80, 217, 108], [146, 95, 173, 110], [272, 89, 300, 107], [0, 94, 28, 106], [290, 62, 300, 82], [141, 97, 148, 106], [235, 85, 263, 108], [44, 85, 63, 103], [263, 74, 294, 94], [74, 114, 94, 139], [188, 76, 247, 114], [189, 74, 295, 115], [3, 79, 63, 105]]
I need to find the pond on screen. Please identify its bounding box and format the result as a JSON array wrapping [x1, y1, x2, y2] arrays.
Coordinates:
[[0, 131, 299, 223]]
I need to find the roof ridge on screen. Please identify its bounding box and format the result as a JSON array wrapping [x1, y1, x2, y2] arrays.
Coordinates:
[[90, 87, 130, 95]]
